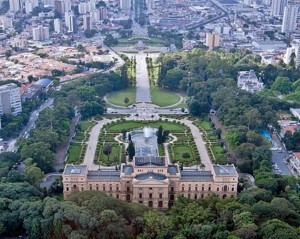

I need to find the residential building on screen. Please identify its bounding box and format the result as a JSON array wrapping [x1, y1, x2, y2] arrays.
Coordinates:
[[54, 0, 63, 15], [284, 44, 300, 67], [83, 14, 92, 31], [290, 108, 300, 120], [54, 18, 62, 33], [78, 2, 88, 14], [120, 0, 131, 11], [271, 0, 288, 16], [63, 162, 238, 209], [252, 40, 287, 50], [99, 6, 107, 20], [281, 5, 298, 33], [289, 153, 300, 176], [205, 32, 220, 50], [9, 0, 22, 12], [32, 25, 50, 41], [65, 11, 76, 33], [0, 83, 22, 116], [90, 9, 100, 22], [237, 70, 264, 93]]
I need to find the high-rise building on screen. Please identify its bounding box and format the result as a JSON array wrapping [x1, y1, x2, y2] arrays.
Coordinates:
[[205, 32, 220, 50], [83, 14, 91, 31], [90, 9, 100, 22], [271, 0, 288, 16], [63, 0, 72, 13], [99, 6, 107, 20], [78, 2, 88, 14], [284, 44, 300, 68], [281, 5, 298, 33], [89, 0, 96, 11], [120, 0, 131, 11], [0, 83, 22, 116], [24, 0, 38, 13], [263, 0, 271, 5], [9, 0, 21, 12], [54, 0, 63, 15], [65, 11, 76, 33], [54, 18, 62, 33], [32, 25, 50, 41]]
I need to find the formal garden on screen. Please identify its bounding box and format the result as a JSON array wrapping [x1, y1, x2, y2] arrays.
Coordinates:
[[67, 120, 97, 164], [193, 118, 227, 164], [83, 119, 202, 166]]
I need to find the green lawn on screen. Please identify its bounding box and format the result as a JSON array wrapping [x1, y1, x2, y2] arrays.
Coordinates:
[[106, 87, 136, 107], [99, 144, 121, 165], [151, 87, 181, 107], [67, 143, 83, 164], [80, 120, 96, 132], [172, 145, 194, 165], [106, 121, 186, 132], [198, 120, 213, 131], [212, 145, 225, 155]]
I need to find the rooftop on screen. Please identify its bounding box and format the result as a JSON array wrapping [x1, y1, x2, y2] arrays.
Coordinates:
[[35, 78, 53, 88], [180, 170, 213, 182], [213, 164, 238, 176], [135, 172, 167, 180], [63, 164, 88, 175], [87, 170, 120, 181], [134, 156, 166, 167]]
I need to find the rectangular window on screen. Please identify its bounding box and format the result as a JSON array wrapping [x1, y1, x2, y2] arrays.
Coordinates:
[[127, 187, 130, 192], [66, 187, 69, 191], [81, 187, 84, 191], [232, 187, 235, 191], [96, 186, 99, 190], [159, 193, 162, 199], [188, 194, 191, 199], [217, 188, 219, 191], [116, 194, 119, 199], [182, 187, 184, 191], [188, 187, 191, 191], [116, 187, 119, 191], [201, 194, 204, 198], [103, 187, 105, 191], [149, 193, 152, 199], [202, 187, 204, 191], [171, 187, 174, 192], [195, 187, 198, 191], [208, 187, 211, 191], [194, 194, 197, 200], [139, 193, 142, 199], [90, 187, 92, 190], [110, 187, 112, 191]]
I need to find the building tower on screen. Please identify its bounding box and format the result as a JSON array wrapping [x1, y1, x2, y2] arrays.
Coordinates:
[[205, 32, 220, 50], [0, 83, 22, 116], [65, 11, 76, 33], [99, 6, 107, 20], [271, 0, 288, 16], [32, 25, 50, 41], [83, 14, 91, 31], [120, 0, 131, 11], [281, 5, 298, 33], [9, 0, 21, 12], [54, 0, 63, 15], [54, 18, 62, 33]]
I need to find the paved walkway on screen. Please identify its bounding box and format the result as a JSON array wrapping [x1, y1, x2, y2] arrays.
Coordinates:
[[135, 53, 152, 103], [83, 118, 113, 170], [180, 118, 212, 170]]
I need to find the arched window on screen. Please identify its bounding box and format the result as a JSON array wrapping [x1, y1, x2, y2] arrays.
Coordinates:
[[224, 185, 228, 192]]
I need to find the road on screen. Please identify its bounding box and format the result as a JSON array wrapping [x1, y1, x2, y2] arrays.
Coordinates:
[[272, 151, 293, 176], [135, 53, 152, 103], [6, 98, 54, 152]]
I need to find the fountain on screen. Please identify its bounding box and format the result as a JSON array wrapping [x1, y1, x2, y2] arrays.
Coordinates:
[[143, 127, 152, 138]]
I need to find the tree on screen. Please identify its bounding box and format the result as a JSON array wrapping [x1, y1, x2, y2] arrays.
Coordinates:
[[121, 129, 127, 140], [271, 76, 292, 94], [260, 219, 300, 239], [124, 97, 129, 107], [127, 140, 135, 161], [156, 126, 163, 144], [162, 67, 185, 90], [103, 144, 112, 161], [25, 162, 45, 187]]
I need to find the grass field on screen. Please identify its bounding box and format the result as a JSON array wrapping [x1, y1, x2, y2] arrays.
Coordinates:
[[80, 120, 96, 132], [106, 87, 136, 107], [117, 37, 165, 46], [67, 143, 83, 164], [197, 120, 213, 131], [151, 87, 181, 107], [106, 121, 186, 132], [172, 145, 194, 164]]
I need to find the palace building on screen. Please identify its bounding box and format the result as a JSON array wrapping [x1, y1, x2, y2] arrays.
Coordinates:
[[62, 128, 238, 209], [62, 159, 238, 209]]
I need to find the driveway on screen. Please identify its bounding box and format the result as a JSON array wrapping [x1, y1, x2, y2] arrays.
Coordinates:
[[135, 53, 152, 103]]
